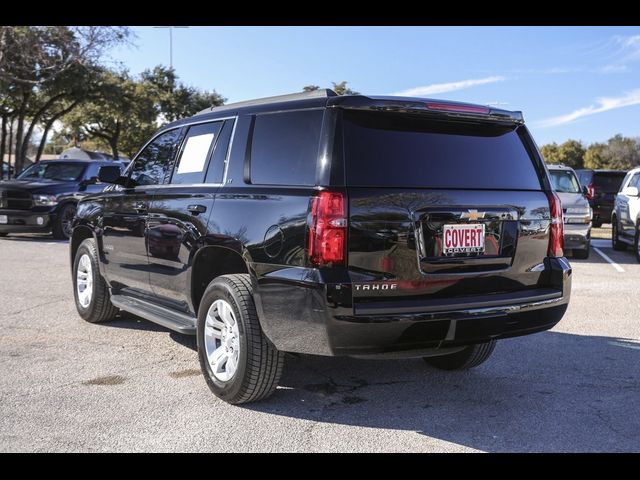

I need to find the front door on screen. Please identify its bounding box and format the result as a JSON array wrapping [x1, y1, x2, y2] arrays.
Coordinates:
[[147, 119, 234, 313], [102, 128, 183, 296]]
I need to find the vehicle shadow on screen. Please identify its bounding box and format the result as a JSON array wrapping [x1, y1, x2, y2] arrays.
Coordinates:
[[244, 331, 640, 452], [97, 309, 639, 451]]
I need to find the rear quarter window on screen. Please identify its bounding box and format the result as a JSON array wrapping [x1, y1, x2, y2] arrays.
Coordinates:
[[249, 109, 323, 186], [342, 111, 542, 190]]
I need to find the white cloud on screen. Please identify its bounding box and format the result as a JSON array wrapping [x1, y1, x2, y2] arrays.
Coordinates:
[[536, 89, 640, 128], [596, 64, 628, 74], [391, 76, 505, 97], [613, 34, 640, 61]]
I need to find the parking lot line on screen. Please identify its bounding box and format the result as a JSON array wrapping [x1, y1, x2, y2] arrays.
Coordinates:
[[592, 247, 625, 273]]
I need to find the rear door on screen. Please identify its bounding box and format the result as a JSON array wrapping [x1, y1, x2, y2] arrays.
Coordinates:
[[147, 119, 234, 313], [620, 172, 640, 238], [341, 110, 552, 308]]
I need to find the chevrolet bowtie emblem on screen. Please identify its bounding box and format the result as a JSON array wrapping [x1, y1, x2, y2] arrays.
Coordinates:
[[461, 209, 485, 221]]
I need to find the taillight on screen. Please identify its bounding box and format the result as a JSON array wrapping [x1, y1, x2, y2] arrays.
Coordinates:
[[547, 192, 564, 257], [425, 102, 490, 115], [309, 191, 347, 266], [586, 184, 595, 200]]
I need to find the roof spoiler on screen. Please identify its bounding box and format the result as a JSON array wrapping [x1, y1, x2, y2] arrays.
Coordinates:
[[328, 95, 525, 124]]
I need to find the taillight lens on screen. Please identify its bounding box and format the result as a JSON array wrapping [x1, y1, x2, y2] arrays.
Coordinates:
[[425, 102, 490, 115], [547, 192, 564, 257], [586, 184, 595, 200], [309, 191, 347, 266]]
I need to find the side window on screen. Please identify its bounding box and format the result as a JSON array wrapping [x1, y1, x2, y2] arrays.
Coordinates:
[[630, 173, 640, 189], [250, 109, 323, 186], [130, 129, 182, 186], [205, 120, 234, 184], [171, 122, 223, 185]]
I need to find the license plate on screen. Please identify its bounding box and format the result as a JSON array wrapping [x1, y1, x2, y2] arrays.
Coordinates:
[[0, 215, 7, 224], [442, 224, 485, 254]]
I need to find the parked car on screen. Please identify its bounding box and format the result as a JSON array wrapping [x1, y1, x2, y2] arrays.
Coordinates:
[[612, 166, 640, 261], [575, 169, 627, 227], [70, 89, 571, 404], [0, 159, 125, 239], [547, 164, 592, 259]]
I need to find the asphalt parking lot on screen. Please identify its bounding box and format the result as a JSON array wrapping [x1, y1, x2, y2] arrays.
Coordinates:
[[1, 229, 639, 452]]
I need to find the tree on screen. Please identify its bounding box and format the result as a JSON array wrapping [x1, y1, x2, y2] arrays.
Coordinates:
[[540, 140, 585, 168], [63, 69, 156, 159], [302, 81, 359, 95], [140, 66, 225, 122], [584, 143, 607, 169], [540, 142, 560, 164], [0, 26, 130, 173], [602, 134, 640, 170], [557, 140, 585, 169]]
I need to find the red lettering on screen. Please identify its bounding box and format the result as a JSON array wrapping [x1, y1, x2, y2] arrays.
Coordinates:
[[445, 229, 451, 248], [470, 229, 476, 245], [465, 229, 470, 245]]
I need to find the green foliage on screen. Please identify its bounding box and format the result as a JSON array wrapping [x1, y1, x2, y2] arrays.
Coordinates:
[[543, 136, 639, 171], [302, 81, 359, 95], [540, 140, 585, 169], [63, 66, 226, 159]]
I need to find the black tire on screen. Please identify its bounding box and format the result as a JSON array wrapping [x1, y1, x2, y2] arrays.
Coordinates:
[[0, 232, 7, 237], [612, 218, 627, 251], [72, 238, 119, 323], [592, 220, 603, 228], [424, 340, 497, 370], [197, 274, 284, 405], [52, 203, 76, 240], [573, 247, 590, 259], [635, 227, 640, 263]]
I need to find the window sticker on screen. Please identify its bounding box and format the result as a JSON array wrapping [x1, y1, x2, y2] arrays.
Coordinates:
[[177, 133, 215, 174]]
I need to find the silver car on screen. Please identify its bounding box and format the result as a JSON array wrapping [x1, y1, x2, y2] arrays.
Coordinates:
[[548, 164, 592, 259]]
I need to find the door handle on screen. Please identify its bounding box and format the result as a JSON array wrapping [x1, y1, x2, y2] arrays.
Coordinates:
[[134, 202, 148, 213], [187, 204, 207, 215]]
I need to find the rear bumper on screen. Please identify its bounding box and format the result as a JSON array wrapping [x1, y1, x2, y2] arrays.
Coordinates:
[[255, 257, 572, 357], [563, 223, 590, 250], [0, 209, 54, 233]]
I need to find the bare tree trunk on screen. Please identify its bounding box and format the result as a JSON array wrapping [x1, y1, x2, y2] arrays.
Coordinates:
[[19, 93, 64, 166], [1, 113, 6, 179], [8, 117, 13, 178], [14, 106, 26, 174], [35, 101, 79, 162], [110, 121, 121, 159]]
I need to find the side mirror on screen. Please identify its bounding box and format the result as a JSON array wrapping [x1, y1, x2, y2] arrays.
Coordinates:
[[83, 176, 99, 185], [582, 185, 589, 195], [98, 165, 126, 186], [623, 186, 639, 197]]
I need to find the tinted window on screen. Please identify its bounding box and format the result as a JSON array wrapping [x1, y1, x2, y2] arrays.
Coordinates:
[[131, 129, 182, 186], [250, 110, 323, 186], [18, 162, 86, 182], [343, 111, 542, 189], [172, 122, 223, 185], [205, 120, 234, 184], [550, 170, 581, 193], [629, 173, 640, 189], [593, 173, 626, 192]]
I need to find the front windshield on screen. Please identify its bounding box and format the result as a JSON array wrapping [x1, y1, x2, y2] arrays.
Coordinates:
[[17, 162, 86, 182], [550, 170, 581, 194]]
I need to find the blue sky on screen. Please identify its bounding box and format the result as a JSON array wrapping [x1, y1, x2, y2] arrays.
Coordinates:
[[111, 26, 640, 146]]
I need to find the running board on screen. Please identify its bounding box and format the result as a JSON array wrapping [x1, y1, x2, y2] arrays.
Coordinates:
[[111, 294, 197, 335]]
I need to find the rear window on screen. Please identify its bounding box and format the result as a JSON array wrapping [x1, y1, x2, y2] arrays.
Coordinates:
[[342, 111, 542, 190], [549, 169, 581, 193], [250, 110, 323, 186], [593, 173, 625, 192]]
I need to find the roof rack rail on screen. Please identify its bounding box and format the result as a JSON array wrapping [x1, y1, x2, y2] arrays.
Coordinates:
[[197, 89, 338, 115]]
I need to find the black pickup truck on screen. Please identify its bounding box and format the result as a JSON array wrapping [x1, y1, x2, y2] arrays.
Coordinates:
[[0, 159, 125, 239], [69, 90, 572, 404]]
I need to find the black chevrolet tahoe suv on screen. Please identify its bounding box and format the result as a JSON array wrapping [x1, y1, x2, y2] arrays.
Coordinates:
[[0, 159, 124, 240], [70, 89, 572, 404]]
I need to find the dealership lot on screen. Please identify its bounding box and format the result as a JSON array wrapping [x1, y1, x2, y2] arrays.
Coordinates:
[[0, 231, 639, 452]]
